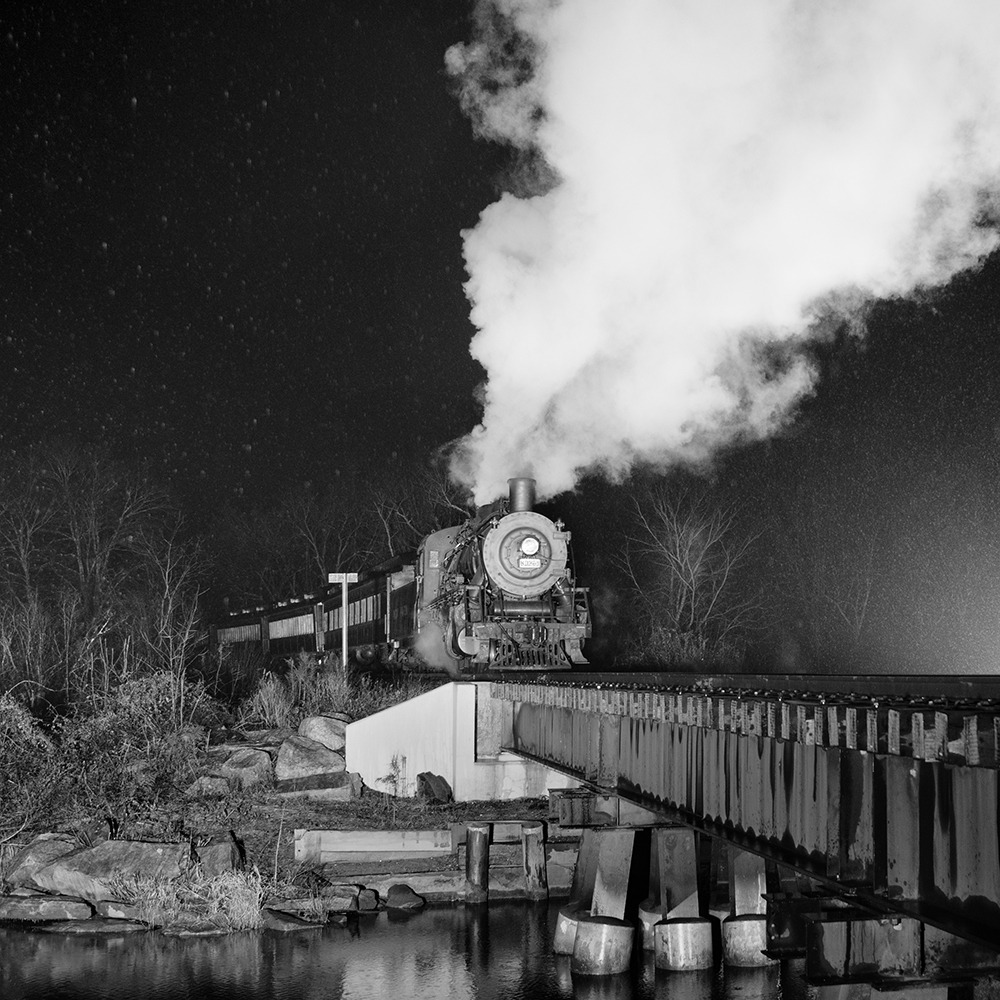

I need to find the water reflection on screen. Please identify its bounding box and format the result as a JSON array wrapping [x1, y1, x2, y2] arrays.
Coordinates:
[[0, 903, 810, 1000]]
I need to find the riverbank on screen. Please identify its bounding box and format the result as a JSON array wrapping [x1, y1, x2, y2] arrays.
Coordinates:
[[0, 669, 569, 935], [0, 709, 565, 935], [0, 796, 573, 936]]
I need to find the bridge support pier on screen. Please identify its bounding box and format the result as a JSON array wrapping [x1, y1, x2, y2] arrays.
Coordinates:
[[653, 916, 715, 971]]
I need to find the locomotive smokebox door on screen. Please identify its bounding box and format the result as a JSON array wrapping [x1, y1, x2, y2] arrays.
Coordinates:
[[482, 510, 569, 598]]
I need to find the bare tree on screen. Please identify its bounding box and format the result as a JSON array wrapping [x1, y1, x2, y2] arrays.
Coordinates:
[[127, 520, 206, 726], [45, 446, 168, 618], [368, 461, 472, 558], [208, 476, 383, 606], [288, 480, 377, 585], [0, 451, 56, 597], [0, 442, 207, 706], [619, 485, 759, 666], [778, 487, 882, 666]]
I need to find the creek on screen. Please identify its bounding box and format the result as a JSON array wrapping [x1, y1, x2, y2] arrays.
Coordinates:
[[0, 900, 812, 1000]]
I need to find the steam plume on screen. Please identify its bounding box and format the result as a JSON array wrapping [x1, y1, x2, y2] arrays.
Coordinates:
[[446, 0, 1000, 503]]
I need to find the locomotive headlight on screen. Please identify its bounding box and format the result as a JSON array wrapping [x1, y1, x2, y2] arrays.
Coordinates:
[[520, 536, 541, 556]]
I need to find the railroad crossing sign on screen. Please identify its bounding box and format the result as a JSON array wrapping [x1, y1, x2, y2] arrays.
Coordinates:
[[328, 572, 359, 671]]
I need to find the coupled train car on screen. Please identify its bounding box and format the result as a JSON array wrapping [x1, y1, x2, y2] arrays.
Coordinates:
[[211, 477, 591, 677]]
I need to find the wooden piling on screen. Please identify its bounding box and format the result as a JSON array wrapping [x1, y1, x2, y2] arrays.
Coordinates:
[[521, 821, 548, 900], [465, 822, 490, 904]]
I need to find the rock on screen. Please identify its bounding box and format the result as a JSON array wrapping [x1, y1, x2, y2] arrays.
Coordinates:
[[0, 894, 93, 922], [265, 886, 359, 916], [29, 839, 236, 903], [354, 888, 379, 912], [178, 724, 207, 746], [275, 770, 358, 793], [275, 735, 346, 781], [273, 771, 362, 802], [365, 872, 466, 905], [184, 775, 231, 798], [192, 840, 240, 874], [384, 884, 425, 911], [3, 833, 79, 889], [262, 909, 325, 933], [417, 772, 453, 805], [297, 714, 350, 753], [240, 727, 296, 747], [96, 899, 145, 921], [36, 917, 148, 934], [161, 917, 230, 937], [216, 747, 273, 789]]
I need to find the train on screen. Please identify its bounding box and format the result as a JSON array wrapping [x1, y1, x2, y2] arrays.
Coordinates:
[[211, 477, 591, 676]]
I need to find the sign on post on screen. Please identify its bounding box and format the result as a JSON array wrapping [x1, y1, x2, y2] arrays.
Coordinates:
[[327, 573, 359, 672]]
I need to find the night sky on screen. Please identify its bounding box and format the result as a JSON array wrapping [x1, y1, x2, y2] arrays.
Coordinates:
[[6, 2, 1000, 673], [4, 1, 499, 517]]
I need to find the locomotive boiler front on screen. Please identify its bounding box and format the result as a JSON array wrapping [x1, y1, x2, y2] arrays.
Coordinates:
[[481, 478, 570, 600], [414, 475, 590, 674]]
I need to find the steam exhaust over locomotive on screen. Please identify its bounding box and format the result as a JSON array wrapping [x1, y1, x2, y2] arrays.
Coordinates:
[[212, 476, 590, 677]]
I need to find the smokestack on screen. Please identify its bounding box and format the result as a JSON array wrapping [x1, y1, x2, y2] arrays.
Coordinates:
[[508, 477, 536, 512]]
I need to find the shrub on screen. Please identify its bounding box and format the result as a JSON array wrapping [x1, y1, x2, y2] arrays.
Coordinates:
[[0, 693, 61, 833], [202, 643, 267, 708], [237, 653, 442, 730], [239, 674, 295, 729]]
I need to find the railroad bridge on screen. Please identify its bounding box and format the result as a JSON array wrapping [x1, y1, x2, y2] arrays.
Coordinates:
[[489, 671, 1000, 993]]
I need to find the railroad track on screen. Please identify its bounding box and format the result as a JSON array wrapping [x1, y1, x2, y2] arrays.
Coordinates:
[[486, 667, 1000, 710]]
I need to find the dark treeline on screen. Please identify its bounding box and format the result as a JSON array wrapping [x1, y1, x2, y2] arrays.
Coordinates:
[[6, 293, 1000, 726], [0, 442, 202, 713]]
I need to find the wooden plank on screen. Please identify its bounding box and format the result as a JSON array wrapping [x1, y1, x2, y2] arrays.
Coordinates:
[[320, 850, 455, 864], [294, 829, 453, 862], [317, 855, 458, 877]]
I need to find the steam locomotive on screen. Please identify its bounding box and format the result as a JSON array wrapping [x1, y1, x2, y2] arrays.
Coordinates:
[[212, 477, 591, 676]]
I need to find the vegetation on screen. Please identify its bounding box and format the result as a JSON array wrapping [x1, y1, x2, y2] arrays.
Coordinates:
[[615, 481, 760, 669], [109, 867, 267, 932], [0, 444, 203, 713]]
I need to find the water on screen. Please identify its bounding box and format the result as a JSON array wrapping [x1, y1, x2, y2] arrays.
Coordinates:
[[0, 902, 812, 1000]]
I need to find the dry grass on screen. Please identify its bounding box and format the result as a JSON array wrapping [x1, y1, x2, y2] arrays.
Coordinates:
[[237, 653, 442, 731], [109, 866, 266, 931]]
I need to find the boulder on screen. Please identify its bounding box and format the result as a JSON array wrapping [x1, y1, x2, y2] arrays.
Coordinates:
[[297, 714, 350, 753], [184, 776, 231, 798], [29, 839, 236, 903], [0, 894, 93, 922], [262, 909, 325, 933], [417, 772, 454, 805], [37, 917, 148, 934], [96, 899, 145, 921], [275, 735, 346, 782], [274, 771, 362, 802], [264, 887, 358, 918], [240, 727, 295, 748], [190, 841, 240, 873], [384, 884, 426, 911], [216, 747, 273, 789], [161, 917, 230, 937], [354, 888, 379, 912], [3, 833, 79, 890]]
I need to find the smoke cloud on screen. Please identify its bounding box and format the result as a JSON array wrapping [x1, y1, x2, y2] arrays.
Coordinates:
[[446, 0, 1000, 504]]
